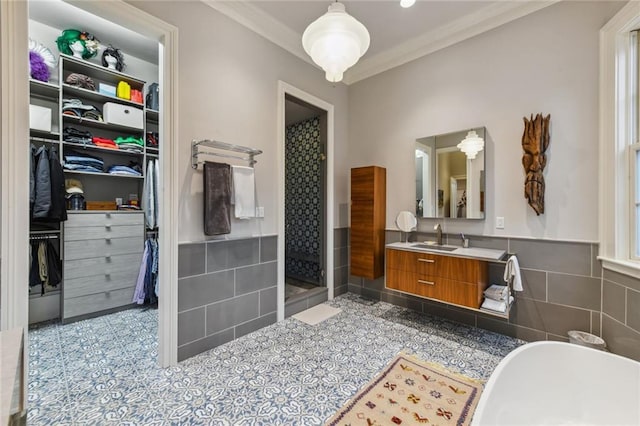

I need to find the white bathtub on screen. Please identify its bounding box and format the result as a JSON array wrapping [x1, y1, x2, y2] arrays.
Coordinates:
[[472, 341, 640, 425]]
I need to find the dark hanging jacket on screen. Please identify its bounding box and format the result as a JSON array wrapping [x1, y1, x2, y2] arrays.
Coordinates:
[[47, 147, 67, 222], [32, 146, 52, 218]]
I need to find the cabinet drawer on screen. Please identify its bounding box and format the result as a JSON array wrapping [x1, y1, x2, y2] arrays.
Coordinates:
[[65, 236, 142, 260], [64, 286, 135, 319], [386, 268, 439, 299], [386, 269, 483, 309], [386, 249, 483, 282], [66, 212, 144, 227], [64, 267, 139, 299], [65, 224, 143, 241], [64, 253, 142, 280]]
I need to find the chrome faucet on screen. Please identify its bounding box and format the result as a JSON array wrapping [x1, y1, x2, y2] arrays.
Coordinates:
[[434, 223, 443, 245]]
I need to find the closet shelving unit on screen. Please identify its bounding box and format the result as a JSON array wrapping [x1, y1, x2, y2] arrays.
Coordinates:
[[28, 50, 160, 324]]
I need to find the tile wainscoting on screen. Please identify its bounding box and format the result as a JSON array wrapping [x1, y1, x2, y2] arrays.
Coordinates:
[[346, 229, 640, 362], [178, 230, 350, 361]]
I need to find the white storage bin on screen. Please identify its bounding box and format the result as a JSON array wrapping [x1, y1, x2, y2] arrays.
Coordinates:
[[29, 104, 52, 132], [103, 102, 143, 129]]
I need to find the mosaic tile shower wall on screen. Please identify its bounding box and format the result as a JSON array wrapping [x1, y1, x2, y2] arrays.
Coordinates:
[[285, 116, 322, 284]]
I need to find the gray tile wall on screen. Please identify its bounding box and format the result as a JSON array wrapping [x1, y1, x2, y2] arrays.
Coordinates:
[[177, 230, 351, 361], [601, 269, 640, 361], [177, 236, 277, 361], [349, 231, 614, 352]]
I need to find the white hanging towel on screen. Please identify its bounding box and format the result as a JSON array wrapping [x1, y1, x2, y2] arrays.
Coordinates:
[[231, 165, 256, 219], [504, 255, 523, 291]]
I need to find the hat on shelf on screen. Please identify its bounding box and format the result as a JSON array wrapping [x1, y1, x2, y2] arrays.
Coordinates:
[[65, 178, 84, 195]]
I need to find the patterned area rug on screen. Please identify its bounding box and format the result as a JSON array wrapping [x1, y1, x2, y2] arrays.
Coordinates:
[[326, 353, 484, 426]]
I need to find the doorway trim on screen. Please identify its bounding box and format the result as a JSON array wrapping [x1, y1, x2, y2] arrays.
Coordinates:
[[277, 81, 334, 321], [0, 0, 180, 367]]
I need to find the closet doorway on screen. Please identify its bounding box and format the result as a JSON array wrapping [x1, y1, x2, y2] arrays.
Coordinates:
[[19, 3, 175, 414], [277, 82, 335, 320]]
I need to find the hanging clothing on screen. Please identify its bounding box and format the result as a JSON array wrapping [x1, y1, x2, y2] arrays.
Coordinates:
[[132, 241, 150, 305], [48, 146, 67, 222], [143, 160, 155, 229], [132, 237, 159, 305], [29, 240, 61, 295], [32, 146, 51, 218]]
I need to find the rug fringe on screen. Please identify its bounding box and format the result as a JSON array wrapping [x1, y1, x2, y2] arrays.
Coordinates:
[[397, 350, 486, 386]]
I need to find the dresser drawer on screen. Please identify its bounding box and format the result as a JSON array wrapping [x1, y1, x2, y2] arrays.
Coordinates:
[[63, 286, 135, 319], [64, 267, 139, 299], [386, 249, 484, 282], [65, 224, 143, 241], [66, 212, 144, 228], [65, 236, 142, 260], [64, 253, 142, 280]]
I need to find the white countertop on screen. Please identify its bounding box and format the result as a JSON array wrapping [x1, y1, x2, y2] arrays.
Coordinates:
[[387, 242, 506, 261]]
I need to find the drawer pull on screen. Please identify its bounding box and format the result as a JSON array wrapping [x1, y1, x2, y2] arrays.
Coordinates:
[[417, 258, 435, 263], [418, 279, 435, 286], [105, 254, 111, 260], [105, 224, 112, 229], [105, 238, 112, 243]]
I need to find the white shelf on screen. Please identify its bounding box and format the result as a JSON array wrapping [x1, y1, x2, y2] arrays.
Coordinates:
[[62, 84, 144, 108], [62, 142, 144, 157], [62, 114, 144, 133], [63, 170, 144, 179], [61, 54, 145, 87], [30, 79, 59, 99]]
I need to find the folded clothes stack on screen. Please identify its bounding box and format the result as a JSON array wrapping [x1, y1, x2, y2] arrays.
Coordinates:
[[92, 137, 117, 150], [63, 149, 104, 173], [108, 161, 142, 176], [115, 136, 144, 153], [481, 284, 513, 313], [63, 127, 92, 145], [62, 99, 103, 121]]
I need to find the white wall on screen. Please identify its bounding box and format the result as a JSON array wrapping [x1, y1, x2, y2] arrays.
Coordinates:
[[348, 1, 625, 242], [129, 1, 350, 243]]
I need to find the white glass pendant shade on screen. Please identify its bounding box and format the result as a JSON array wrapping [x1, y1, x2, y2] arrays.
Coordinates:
[[457, 130, 485, 159], [400, 0, 416, 8], [302, 2, 370, 82]]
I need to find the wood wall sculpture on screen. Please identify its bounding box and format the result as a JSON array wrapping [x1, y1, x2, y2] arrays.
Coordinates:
[[522, 113, 550, 215]]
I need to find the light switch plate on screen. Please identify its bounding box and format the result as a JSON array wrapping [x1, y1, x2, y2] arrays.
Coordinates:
[[496, 216, 505, 229], [256, 206, 265, 217]]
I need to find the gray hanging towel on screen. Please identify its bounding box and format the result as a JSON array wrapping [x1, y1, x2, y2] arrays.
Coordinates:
[[203, 161, 231, 235]]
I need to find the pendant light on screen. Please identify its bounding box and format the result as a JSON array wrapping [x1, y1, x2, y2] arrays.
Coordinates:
[[457, 130, 485, 159], [302, 2, 370, 83]]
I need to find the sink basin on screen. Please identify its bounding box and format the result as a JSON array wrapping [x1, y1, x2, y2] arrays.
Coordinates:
[[411, 243, 458, 252]]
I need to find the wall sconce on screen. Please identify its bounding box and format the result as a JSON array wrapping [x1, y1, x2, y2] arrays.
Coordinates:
[[457, 130, 485, 159], [302, 2, 370, 83]]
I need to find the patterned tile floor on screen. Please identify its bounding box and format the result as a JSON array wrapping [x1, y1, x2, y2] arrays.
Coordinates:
[[28, 293, 524, 425]]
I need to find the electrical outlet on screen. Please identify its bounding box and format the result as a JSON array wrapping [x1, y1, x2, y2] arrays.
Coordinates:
[[256, 206, 265, 218], [496, 216, 505, 229]]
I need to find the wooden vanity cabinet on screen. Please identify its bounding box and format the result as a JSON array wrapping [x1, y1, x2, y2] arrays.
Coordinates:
[[350, 166, 386, 279], [386, 248, 488, 309]]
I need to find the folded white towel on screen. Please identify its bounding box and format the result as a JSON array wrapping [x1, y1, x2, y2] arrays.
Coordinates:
[[231, 165, 256, 219], [481, 296, 514, 313], [503, 255, 523, 291], [484, 284, 509, 301]]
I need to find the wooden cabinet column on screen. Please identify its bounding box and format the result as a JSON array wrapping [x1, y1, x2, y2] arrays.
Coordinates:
[[350, 166, 386, 279]]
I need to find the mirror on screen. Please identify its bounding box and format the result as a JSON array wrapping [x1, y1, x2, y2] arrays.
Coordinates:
[[415, 127, 485, 219]]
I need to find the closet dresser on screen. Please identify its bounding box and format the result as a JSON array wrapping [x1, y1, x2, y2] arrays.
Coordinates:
[[62, 211, 144, 322]]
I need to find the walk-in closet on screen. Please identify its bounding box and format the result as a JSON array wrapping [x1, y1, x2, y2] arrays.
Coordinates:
[[27, 0, 162, 375]]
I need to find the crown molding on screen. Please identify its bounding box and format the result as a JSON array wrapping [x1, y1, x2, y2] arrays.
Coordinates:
[[201, 0, 314, 67], [201, 0, 559, 85], [343, 0, 560, 84]]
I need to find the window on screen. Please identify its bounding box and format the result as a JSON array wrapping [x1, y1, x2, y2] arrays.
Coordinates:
[[599, 5, 640, 278], [631, 31, 639, 258]]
